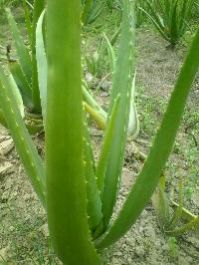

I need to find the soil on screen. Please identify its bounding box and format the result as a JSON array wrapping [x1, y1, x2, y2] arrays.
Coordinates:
[[0, 25, 199, 265]]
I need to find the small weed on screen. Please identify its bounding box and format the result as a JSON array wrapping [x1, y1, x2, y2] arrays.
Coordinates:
[[168, 237, 178, 258]]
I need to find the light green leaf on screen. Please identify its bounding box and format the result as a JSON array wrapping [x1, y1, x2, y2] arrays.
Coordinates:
[[0, 66, 46, 207], [36, 10, 47, 126], [97, 27, 199, 249]]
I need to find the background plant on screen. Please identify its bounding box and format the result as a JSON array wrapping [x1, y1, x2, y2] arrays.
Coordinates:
[[141, 0, 195, 47], [0, 0, 139, 135], [135, 0, 150, 27], [0, 0, 45, 132], [152, 176, 199, 237], [81, 0, 104, 25]]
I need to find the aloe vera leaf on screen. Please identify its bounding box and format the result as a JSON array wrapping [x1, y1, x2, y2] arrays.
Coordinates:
[[22, 0, 32, 47], [168, 179, 184, 228], [140, 6, 170, 42], [83, 81, 139, 136], [99, 0, 135, 227], [103, 33, 116, 74], [26, 0, 34, 10], [82, 0, 93, 24], [152, 176, 170, 228], [46, 1, 100, 264], [36, 10, 47, 126], [142, 0, 171, 41], [36, 13, 105, 130], [166, 216, 199, 236], [0, 109, 7, 127], [82, 113, 103, 231], [96, 27, 199, 249], [179, 1, 188, 35], [127, 74, 139, 137], [110, 25, 121, 46], [31, 0, 45, 113], [170, 0, 179, 45], [170, 200, 197, 221], [32, 0, 45, 38], [94, 97, 121, 238], [96, 95, 120, 193], [179, 0, 194, 37], [86, 1, 104, 25], [0, 68, 25, 118], [82, 85, 107, 119], [6, 8, 32, 83], [83, 102, 107, 129], [9, 61, 33, 109], [0, 67, 46, 207], [145, 0, 166, 33]]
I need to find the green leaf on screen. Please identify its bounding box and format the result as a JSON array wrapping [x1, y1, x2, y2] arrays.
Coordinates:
[[97, 95, 121, 194], [166, 216, 199, 236], [6, 8, 32, 83], [82, 0, 93, 24], [127, 74, 139, 138], [31, 0, 45, 113], [36, 10, 47, 126], [97, 27, 199, 249], [0, 66, 46, 207], [99, 0, 135, 227], [9, 61, 33, 109], [152, 176, 170, 228], [103, 33, 116, 75], [46, 1, 100, 264], [22, 0, 33, 48], [82, 113, 103, 231], [82, 85, 107, 129]]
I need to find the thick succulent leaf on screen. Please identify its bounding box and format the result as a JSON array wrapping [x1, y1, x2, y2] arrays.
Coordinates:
[[82, 85, 107, 128], [103, 33, 116, 74], [0, 66, 46, 207], [6, 8, 32, 83], [6, 74, 25, 118], [31, 0, 45, 113], [96, 27, 199, 249], [170, 1, 179, 44], [22, 0, 32, 47], [36, 10, 47, 126], [167, 180, 184, 229], [127, 74, 139, 137], [166, 217, 199, 236], [83, 0, 104, 25], [98, 0, 135, 227], [96, 95, 120, 193], [26, 0, 34, 9], [82, 113, 103, 231], [140, 6, 169, 42], [0, 109, 7, 127], [46, 1, 100, 264], [82, 0, 93, 24], [9, 61, 33, 109], [152, 176, 170, 228]]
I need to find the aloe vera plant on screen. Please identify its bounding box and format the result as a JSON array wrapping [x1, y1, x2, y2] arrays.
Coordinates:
[[82, 0, 104, 25], [1, 0, 139, 135], [0, 1, 45, 132], [152, 176, 199, 236], [0, 0, 199, 264], [141, 0, 195, 47], [6, 0, 45, 113], [107, 0, 122, 10], [135, 0, 150, 27]]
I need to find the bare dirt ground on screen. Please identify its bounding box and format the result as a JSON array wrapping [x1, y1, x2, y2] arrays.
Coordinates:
[[0, 28, 199, 264]]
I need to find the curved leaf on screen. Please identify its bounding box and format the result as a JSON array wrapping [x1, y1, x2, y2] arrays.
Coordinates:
[[97, 27, 199, 249]]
